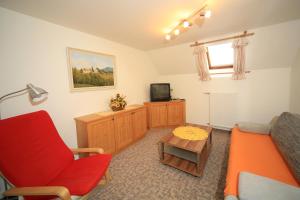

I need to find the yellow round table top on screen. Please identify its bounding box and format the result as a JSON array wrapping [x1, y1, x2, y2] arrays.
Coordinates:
[[173, 126, 208, 141]]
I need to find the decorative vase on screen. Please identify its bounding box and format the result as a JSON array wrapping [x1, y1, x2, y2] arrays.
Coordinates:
[[111, 104, 125, 111], [110, 93, 127, 112]]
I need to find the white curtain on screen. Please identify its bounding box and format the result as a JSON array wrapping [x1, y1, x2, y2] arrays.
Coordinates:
[[194, 46, 211, 81], [232, 38, 248, 80]]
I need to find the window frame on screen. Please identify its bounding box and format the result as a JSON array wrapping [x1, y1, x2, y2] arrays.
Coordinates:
[[206, 45, 233, 70]]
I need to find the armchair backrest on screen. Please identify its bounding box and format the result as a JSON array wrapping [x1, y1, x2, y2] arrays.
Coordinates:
[[0, 111, 74, 187]]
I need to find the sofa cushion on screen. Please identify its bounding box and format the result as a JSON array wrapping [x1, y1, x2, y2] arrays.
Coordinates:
[[271, 112, 300, 183], [239, 172, 300, 200], [224, 128, 299, 196]]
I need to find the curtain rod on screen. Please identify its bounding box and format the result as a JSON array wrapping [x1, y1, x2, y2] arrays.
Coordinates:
[[210, 70, 251, 75], [190, 31, 255, 47]]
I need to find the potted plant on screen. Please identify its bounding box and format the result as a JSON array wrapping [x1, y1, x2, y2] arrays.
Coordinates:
[[110, 93, 127, 111]]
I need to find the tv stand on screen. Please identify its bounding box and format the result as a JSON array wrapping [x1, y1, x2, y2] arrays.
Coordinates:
[[144, 100, 186, 128]]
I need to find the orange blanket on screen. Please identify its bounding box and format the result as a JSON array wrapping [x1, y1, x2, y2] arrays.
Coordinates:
[[224, 128, 299, 196]]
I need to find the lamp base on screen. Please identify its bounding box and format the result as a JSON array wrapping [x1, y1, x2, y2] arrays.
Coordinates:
[[0, 197, 18, 200]]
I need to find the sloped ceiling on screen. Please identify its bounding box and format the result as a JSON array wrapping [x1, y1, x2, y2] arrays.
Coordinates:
[[0, 0, 300, 50], [148, 19, 300, 74]]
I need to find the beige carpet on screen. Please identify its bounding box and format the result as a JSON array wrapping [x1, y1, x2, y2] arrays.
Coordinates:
[[89, 128, 230, 200]]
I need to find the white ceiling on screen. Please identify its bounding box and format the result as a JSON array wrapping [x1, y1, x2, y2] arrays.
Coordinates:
[[1, 0, 300, 50]]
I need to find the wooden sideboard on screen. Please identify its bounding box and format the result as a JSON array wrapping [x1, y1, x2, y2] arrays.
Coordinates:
[[144, 100, 186, 128], [74, 105, 147, 155]]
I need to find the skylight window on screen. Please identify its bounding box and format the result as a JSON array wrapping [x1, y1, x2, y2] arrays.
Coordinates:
[[206, 42, 233, 70]]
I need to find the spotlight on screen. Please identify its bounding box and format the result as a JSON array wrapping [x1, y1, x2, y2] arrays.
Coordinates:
[[183, 20, 190, 28], [163, 4, 211, 40], [165, 34, 171, 40], [204, 10, 212, 18]]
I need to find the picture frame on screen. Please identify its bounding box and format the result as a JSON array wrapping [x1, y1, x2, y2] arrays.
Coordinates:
[[67, 47, 116, 91]]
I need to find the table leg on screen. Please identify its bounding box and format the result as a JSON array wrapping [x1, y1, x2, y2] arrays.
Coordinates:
[[158, 142, 164, 160], [196, 152, 201, 173], [209, 131, 213, 150]]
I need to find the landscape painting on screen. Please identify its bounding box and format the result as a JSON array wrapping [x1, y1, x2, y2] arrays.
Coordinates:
[[67, 48, 116, 91]]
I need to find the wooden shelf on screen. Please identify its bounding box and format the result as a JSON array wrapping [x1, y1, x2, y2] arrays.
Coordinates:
[[74, 105, 147, 155], [164, 145, 198, 162], [144, 100, 186, 128], [161, 153, 201, 177]]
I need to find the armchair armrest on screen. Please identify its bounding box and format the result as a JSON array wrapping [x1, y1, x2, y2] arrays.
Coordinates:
[[71, 148, 104, 154], [4, 186, 71, 200]]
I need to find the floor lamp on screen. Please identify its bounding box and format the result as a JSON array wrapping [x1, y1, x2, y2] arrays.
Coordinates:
[[0, 83, 48, 199], [204, 92, 211, 127], [0, 83, 48, 120]]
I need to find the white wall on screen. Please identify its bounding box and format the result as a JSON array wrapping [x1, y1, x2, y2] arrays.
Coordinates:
[[0, 7, 158, 148], [290, 50, 300, 114], [151, 20, 299, 126], [158, 68, 290, 127]]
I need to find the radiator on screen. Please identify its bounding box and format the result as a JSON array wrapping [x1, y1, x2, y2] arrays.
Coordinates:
[[207, 93, 238, 130]]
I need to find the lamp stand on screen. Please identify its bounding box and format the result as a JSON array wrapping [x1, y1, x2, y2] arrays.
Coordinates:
[[204, 92, 211, 127], [0, 84, 48, 120], [0, 88, 28, 120]]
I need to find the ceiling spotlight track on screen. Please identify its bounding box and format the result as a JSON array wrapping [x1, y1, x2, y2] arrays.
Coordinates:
[[165, 4, 211, 41]]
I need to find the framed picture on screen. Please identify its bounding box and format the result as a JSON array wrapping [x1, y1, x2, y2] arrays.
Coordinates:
[[67, 47, 116, 91]]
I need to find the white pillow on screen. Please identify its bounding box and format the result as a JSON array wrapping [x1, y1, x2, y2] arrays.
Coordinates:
[[239, 172, 300, 200], [237, 122, 270, 134]]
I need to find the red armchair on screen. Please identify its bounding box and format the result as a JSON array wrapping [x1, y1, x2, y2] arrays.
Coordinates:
[[0, 110, 112, 200]]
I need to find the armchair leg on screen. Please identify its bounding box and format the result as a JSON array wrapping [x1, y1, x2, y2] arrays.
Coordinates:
[[98, 169, 112, 186], [79, 194, 89, 200], [105, 170, 112, 182]]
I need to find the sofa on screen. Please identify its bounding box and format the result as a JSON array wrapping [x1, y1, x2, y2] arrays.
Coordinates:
[[224, 112, 300, 200]]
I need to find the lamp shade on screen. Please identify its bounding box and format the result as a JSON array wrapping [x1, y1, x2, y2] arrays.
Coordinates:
[[26, 84, 48, 102]]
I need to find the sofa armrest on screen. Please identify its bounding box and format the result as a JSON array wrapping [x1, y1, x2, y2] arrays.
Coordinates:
[[237, 122, 270, 134], [4, 186, 71, 200], [71, 148, 104, 155], [239, 172, 300, 200]]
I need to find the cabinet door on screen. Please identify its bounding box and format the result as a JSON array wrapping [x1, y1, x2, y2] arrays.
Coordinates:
[[132, 108, 147, 139], [167, 102, 185, 126], [114, 112, 133, 151], [149, 104, 167, 127], [87, 117, 116, 154]]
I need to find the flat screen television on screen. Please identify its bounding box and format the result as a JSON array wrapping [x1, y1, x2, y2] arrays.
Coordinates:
[[150, 83, 171, 102]]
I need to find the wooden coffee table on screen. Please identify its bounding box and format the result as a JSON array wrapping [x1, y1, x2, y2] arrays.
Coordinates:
[[158, 124, 213, 177]]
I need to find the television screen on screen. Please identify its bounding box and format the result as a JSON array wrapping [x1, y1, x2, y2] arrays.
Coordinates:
[[150, 83, 171, 102]]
